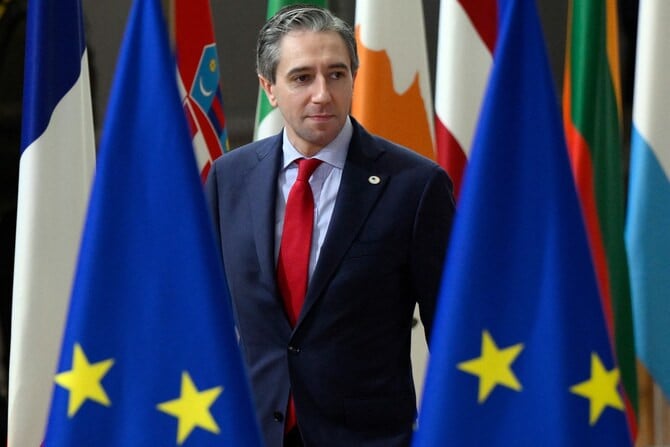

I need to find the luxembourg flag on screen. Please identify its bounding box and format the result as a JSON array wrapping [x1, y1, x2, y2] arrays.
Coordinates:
[[625, 0, 670, 399], [434, 0, 496, 200], [8, 0, 95, 445]]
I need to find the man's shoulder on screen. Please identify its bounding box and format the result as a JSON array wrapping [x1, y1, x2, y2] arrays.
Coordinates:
[[351, 118, 440, 170], [214, 134, 280, 167], [362, 132, 441, 172]]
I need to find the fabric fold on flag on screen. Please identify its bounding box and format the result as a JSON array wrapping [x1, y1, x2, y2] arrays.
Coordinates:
[[43, 0, 262, 444], [625, 0, 670, 399], [175, 0, 229, 181], [413, 0, 633, 444], [8, 0, 95, 445]]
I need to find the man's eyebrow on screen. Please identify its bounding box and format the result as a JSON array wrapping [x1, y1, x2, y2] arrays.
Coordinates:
[[285, 66, 312, 77], [285, 62, 350, 77], [327, 62, 350, 71]]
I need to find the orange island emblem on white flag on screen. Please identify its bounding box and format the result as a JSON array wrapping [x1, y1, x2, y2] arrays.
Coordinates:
[[352, 0, 435, 160]]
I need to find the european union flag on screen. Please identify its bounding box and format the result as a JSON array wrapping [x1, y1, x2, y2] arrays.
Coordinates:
[[412, 0, 633, 445], [43, 0, 263, 445]]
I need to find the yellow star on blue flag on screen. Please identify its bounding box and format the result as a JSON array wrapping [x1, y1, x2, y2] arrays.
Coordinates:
[[157, 372, 223, 445], [570, 353, 624, 425], [457, 330, 524, 402], [54, 343, 114, 417]]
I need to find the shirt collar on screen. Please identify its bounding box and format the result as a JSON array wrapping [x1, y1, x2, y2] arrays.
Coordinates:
[[281, 117, 352, 170]]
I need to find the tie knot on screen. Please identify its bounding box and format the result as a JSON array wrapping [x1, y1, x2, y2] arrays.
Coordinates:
[[296, 158, 322, 181]]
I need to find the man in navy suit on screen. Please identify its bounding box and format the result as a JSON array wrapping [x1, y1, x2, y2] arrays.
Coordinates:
[[206, 5, 455, 447]]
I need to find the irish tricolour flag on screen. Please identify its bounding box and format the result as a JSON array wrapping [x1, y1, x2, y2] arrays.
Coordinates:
[[254, 0, 328, 141]]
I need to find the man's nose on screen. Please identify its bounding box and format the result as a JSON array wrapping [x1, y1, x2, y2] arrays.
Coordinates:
[[312, 75, 331, 103]]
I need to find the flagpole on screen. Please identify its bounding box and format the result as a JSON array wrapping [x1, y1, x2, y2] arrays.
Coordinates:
[[652, 383, 670, 444], [636, 364, 670, 446]]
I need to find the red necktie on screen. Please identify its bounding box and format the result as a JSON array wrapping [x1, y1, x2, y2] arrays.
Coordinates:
[[277, 158, 322, 327], [276, 157, 321, 434]]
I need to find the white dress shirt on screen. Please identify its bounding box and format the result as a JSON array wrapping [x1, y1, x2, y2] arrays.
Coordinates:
[[275, 117, 353, 281]]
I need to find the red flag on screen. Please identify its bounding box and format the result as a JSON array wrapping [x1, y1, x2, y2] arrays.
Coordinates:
[[175, 0, 229, 181], [434, 0, 496, 200]]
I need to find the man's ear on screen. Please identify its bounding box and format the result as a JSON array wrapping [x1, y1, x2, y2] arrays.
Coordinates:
[[258, 75, 278, 107]]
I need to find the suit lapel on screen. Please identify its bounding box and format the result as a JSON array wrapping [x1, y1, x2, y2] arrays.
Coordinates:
[[245, 136, 283, 284], [298, 123, 388, 327]]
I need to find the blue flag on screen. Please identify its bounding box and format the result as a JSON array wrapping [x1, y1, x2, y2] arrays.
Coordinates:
[[43, 0, 263, 445], [412, 0, 633, 445]]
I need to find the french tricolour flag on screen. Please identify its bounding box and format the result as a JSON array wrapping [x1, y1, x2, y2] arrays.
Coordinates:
[[8, 0, 95, 445]]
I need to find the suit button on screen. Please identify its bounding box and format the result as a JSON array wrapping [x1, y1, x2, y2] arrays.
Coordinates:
[[288, 345, 301, 354], [273, 411, 284, 422]]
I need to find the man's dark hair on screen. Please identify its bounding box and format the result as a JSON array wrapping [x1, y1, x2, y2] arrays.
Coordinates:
[[256, 5, 359, 84]]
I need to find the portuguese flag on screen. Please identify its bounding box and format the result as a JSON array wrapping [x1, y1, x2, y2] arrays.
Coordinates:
[[562, 0, 638, 435]]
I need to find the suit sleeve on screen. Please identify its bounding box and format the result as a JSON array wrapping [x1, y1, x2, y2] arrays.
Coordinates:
[[411, 165, 455, 344]]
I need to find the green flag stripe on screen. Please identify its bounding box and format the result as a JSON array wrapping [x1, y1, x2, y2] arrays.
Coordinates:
[[568, 0, 638, 416], [266, 0, 327, 19], [254, 0, 329, 138]]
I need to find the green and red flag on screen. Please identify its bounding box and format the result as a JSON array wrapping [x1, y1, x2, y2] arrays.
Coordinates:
[[253, 0, 328, 140], [562, 0, 638, 435]]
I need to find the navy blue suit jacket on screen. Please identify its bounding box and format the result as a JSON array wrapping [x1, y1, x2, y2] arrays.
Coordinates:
[[205, 119, 455, 447]]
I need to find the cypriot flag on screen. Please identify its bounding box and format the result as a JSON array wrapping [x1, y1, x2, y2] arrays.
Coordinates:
[[352, 0, 434, 160]]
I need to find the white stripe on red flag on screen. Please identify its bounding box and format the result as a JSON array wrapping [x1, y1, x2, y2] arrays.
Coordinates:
[[435, 0, 497, 199]]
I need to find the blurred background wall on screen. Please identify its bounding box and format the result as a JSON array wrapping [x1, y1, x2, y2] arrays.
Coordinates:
[[80, 0, 577, 147]]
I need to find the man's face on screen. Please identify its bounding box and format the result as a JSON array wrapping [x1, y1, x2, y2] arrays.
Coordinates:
[[259, 30, 354, 156]]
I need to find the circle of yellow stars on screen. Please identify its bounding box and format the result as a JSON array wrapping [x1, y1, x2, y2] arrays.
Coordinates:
[[457, 330, 625, 425], [53, 343, 225, 445]]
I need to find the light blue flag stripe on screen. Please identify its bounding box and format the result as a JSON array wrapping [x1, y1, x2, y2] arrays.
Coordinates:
[[625, 0, 670, 400], [626, 127, 670, 398]]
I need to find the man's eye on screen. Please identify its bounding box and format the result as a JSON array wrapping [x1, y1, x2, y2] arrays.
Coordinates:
[[294, 75, 310, 83]]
